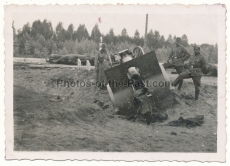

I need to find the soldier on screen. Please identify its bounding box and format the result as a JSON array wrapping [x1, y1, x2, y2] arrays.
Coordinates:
[[171, 45, 209, 101], [167, 37, 192, 90], [95, 43, 112, 90]]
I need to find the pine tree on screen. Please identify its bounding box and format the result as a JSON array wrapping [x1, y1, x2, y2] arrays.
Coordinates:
[[121, 28, 128, 36], [24, 40, 31, 55], [134, 29, 143, 46], [13, 37, 20, 56], [165, 34, 173, 48], [91, 24, 101, 43], [67, 24, 74, 40], [55, 22, 66, 43], [13, 21, 20, 56], [74, 24, 89, 42]]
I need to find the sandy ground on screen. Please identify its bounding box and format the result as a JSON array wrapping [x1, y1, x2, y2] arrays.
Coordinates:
[[13, 65, 217, 152]]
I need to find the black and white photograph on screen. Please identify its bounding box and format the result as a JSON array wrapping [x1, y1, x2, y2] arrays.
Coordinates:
[[4, 4, 226, 161]]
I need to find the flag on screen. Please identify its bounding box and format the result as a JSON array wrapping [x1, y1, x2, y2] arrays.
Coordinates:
[[98, 17, 101, 23]]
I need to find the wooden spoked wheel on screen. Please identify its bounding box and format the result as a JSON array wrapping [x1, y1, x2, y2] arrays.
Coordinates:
[[132, 46, 145, 58]]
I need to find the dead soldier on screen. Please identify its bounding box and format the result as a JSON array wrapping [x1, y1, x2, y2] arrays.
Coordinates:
[[171, 45, 209, 102], [95, 43, 112, 90]]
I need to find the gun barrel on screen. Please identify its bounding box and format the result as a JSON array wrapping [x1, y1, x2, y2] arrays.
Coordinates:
[[128, 67, 140, 80]]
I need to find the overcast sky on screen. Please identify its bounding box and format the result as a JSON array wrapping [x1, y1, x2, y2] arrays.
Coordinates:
[[13, 13, 218, 45]]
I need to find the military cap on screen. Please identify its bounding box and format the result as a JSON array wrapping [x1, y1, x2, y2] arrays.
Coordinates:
[[101, 43, 106, 47], [176, 37, 181, 41], [193, 44, 200, 49]]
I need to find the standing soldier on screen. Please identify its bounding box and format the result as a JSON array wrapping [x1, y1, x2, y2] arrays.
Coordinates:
[[167, 37, 191, 90], [171, 45, 209, 101], [95, 43, 112, 90]]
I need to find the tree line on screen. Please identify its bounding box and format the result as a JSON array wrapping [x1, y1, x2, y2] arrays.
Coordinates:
[[13, 19, 218, 63]]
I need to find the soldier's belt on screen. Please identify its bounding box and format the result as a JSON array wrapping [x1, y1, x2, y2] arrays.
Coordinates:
[[98, 59, 105, 63], [172, 58, 183, 62], [190, 66, 201, 69], [190, 68, 202, 72], [172, 56, 182, 59]]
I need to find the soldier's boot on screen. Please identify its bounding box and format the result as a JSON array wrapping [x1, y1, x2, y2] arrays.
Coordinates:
[[178, 80, 183, 90], [142, 112, 155, 125], [195, 90, 200, 100], [171, 78, 180, 90], [173, 75, 181, 86]]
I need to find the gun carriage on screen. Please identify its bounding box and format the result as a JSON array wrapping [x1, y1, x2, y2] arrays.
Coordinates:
[[105, 46, 173, 124]]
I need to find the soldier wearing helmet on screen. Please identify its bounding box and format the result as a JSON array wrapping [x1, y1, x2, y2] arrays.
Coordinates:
[[171, 44, 209, 101], [167, 37, 192, 90]]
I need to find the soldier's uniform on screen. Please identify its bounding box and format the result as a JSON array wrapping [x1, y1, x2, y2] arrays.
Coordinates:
[[95, 47, 111, 89], [172, 48, 208, 100], [168, 44, 191, 90]]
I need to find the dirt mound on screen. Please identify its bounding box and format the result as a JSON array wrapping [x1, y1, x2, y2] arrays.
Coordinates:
[[48, 103, 108, 124], [78, 104, 110, 123]]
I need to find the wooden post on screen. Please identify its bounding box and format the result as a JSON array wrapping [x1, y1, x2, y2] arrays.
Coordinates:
[[77, 58, 81, 69], [86, 60, 91, 71]]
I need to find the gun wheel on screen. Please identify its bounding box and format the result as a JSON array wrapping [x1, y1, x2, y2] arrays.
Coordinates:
[[132, 46, 145, 58]]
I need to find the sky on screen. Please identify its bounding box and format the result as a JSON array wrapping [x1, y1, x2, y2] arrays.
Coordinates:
[[13, 13, 218, 45]]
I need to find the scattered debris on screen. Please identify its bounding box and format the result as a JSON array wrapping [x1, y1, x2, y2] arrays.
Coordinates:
[[93, 98, 110, 110], [168, 115, 204, 128], [171, 132, 177, 135], [102, 105, 110, 110], [94, 98, 104, 107], [49, 95, 63, 102]]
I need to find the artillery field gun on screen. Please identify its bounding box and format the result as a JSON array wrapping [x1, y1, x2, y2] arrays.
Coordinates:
[[105, 47, 173, 124]]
